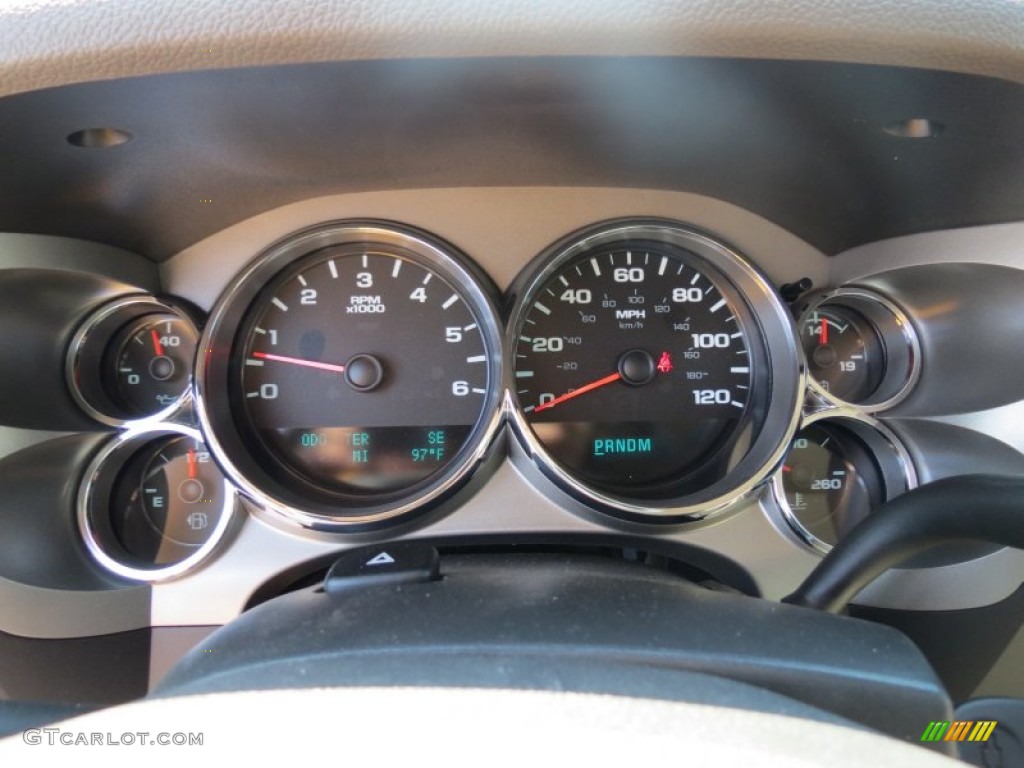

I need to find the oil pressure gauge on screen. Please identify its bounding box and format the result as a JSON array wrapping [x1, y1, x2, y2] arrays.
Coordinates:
[[67, 295, 200, 425], [110, 313, 197, 417]]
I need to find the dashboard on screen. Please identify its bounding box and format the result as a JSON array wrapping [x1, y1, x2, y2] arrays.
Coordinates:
[[1, 3, 1024, 760], [5, 183, 1024, 688]]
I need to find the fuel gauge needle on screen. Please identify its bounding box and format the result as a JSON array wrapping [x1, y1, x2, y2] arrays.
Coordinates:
[[187, 448, 197, 479]]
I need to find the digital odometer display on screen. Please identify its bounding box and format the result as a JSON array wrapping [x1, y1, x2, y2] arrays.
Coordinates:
[[233, 244, 493, 498], [512, 234, 766, 499]]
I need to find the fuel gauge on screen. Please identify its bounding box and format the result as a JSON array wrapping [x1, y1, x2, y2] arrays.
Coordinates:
[[79, 427, 235, 581]]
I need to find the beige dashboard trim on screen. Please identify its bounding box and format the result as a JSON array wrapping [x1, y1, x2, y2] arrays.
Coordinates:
[[2, 0, 1024, 99]]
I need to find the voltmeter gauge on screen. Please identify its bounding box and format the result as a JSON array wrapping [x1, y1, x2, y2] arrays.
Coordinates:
[[800, 306, 884, 403], [773, 416, 915, 553], [797, 289, 920, 412], [78, 426, 236, 581]]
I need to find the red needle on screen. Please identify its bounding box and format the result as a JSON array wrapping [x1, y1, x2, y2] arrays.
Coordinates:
[[534, 372, 623, 413], [252, 351, 346, 373], [819, 317, 828, 345], [151, 329, 165, 356], [187, 448, 197, 479]]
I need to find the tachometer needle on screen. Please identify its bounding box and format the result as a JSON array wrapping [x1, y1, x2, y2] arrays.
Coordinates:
[[252, 351, 346, 373], [819, 317, 828, 345], [151, 329, 165, 356], [534, 371, 622, 413]]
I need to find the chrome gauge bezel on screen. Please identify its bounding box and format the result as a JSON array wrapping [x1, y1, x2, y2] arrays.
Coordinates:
[[797, 288, 921, 413], [769, 409, 918, 554], [77, 424, 238, 582], [505, 219, 803, 525], [195, 221, 505, 532], [66, 294, 200, 427]]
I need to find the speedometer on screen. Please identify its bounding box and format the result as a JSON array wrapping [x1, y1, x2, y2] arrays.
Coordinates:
[[507, 220, 802, 522], [197, 222, 503, 530]]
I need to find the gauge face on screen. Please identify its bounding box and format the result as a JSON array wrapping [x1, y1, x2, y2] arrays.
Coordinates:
[[197, 223, 504, 527], [111, 435, 227, 562], [797, 290, 920, 411], [235, 246, 490, 497], [79, 428, 235, 581], [67, 297, 199, 425], [507, 222, 798, 514], [800, 307, 883, 402], [780, 424, 882, 548], [110, 314, 199, 416]]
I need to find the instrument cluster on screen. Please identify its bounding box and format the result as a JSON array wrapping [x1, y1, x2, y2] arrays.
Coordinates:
[[65, 217, 937, 582]]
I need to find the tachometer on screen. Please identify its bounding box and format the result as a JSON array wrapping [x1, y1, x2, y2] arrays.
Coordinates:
[[507, 220, 802, 522], [197, 222, 503, 530]]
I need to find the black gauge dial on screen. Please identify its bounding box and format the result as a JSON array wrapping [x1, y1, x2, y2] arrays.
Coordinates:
[[198, 224, 504, 529], [218, 230, 501, 518], [110, 314, 199, 416], [111, 435, 227, 562], [68, 297, 199, 425], [512, 235, 768, 499], [79, 428, 235, 582], [800, 306, 883, 402], [780, 423, 884, 549], [797, 290, 920, 411]]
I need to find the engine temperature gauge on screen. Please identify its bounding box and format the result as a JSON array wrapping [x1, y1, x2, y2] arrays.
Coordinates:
[[774, 417, 914, 553]]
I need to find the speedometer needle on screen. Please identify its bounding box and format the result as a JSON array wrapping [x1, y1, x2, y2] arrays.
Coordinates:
[[533, 372, 622, 413], [252, 351, 346, 373]]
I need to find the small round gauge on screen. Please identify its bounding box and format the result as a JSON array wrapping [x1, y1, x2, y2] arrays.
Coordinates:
[[110, 313, 198, 416], [79, 427, 235, 581], [774, 417, 915, 552], [507, 220, 802, 521], [67, 296, 200, 425], [197, 222, 504, 530], [800, 306, 884, 402], [797, 289, 920, 411]]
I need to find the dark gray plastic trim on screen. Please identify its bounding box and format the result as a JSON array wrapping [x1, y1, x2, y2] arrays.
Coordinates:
[[850, 264, 1024, 417], [156, 553, 953, 749]]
